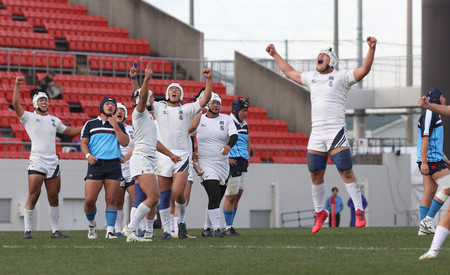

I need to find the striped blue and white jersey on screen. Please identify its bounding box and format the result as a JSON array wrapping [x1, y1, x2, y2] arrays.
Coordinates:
[[81, 116, 127, 160], [417, 109, 444, 162], [229, 114, 249, 160]]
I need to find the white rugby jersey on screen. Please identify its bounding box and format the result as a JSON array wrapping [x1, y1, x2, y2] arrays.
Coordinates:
[[301, 69, 357, 128], [196, 113, 237, 161], [153, 100, 202, 151], [19, 111, 67, 155], [120, 123, 135, 155], [132, 109, 158, 158]]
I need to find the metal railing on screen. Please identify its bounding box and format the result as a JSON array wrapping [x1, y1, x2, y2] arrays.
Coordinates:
[[1, 47, 421, 95]]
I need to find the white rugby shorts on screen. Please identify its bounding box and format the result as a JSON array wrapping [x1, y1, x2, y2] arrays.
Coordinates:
[[121, 163, 132, 183], [187, 158, 194, 182], [130, 154, 157, 179], [199, 158, 230, 186], [307, 126, 348, 152], [157, 150, 190, 177], [27, 153, 60, 178]]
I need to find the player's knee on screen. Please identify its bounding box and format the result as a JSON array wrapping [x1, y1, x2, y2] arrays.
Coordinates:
[[307, 152, 328, 172], [331, 148, 353, 172], [208, 194, 221, 209], [436, 175, 450, 189], [225, 176, 240, 196], [149, 193, 160, 206], [48, 195, 59, 205], [160, 189, 171, 209], [106, 198, 117, 207]]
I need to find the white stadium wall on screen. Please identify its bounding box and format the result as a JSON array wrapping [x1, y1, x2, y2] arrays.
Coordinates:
[[0, 153, 411, 232]]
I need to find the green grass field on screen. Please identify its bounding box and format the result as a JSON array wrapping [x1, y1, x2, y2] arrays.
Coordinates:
[[0, 227, 448, 274]]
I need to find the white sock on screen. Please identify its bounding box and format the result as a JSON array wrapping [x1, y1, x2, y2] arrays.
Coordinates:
[[88, 219, 96, 227], [130, 207, 137, 230], [311, 183, 326, 212], [170, 214, 175, 232], [174, 216, 179, 234], [430, 226, 450, 252], [115, 210, 123, 233], [24, 208, 34, 232], [145, 218, 154, 234], [128, 203, 150, 229], [159, 208, 171, 234], [345, 181, 363, 210], [107, 226, 114, 233], [208, 208, 221, 231], [139, 218, 145, 231], [204, 207, 212, 230], [49, 206, 60, 233], [175, 202, 187, 223]]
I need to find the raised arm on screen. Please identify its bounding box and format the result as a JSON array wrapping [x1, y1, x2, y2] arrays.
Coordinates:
[[353, 36, 377, 82], [12, 76, 25, 117], [198, 69, 212, 108], [130, 61, 140, 93], [418, 96, 450, 116], [136, 63, 152, 113], [266, 44, 302, 85]]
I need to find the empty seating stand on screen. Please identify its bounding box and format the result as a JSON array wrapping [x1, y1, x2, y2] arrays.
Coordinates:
[[3, 0, 87, 17], [88, 56, 172, 75], [0, 49, 76, 70], [0, 30, 55, 50], [23, 10, 107, 28], [44, 22, 129, 40], [65, 34, 150, 55]]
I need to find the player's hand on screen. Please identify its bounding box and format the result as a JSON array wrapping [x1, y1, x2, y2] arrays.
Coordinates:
[[120, 154, 128, 163], [229, 158, 237, 166], [366, 36, 377, 49], [420, 162, 429, 175], [15, 76, 25, 86], [266, 44, 277, 56], [170, 154, 182, 163], [106, 115, 118, 127], [87, 154, 98, 165], [130, 61, 138, 78], [192, 151, 198, 162], [202, 68, 212, 79], [220, 145, 231, 155], [193, 162, 204, 176], [418, 96, 430, 109], [144, 63, 153, 80]]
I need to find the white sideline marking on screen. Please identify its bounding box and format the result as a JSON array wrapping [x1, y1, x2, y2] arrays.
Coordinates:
[[3, 244, 448, 252]]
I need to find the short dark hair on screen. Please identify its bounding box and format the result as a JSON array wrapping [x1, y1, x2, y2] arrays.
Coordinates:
[[331, 187, 338, 192]]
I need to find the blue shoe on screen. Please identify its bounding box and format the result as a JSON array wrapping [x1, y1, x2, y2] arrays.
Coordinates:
[[115, 232, 123, 238], [160, 232, 172, 240], [139, 230, 146, 237]]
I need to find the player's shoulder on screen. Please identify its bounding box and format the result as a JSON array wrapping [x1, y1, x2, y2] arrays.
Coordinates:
[[153, 101, 168, 109]]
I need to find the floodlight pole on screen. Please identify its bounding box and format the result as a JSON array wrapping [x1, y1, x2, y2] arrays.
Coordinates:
[[190, 0, 194, 26], [334, 0, 339, 70]]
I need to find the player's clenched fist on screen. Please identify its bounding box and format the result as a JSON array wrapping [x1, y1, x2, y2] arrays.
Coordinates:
[[203, 68, 212, 79], [366, 36, 377, 49], [266, 44, 277, 56], [15, 76, 25, 85]]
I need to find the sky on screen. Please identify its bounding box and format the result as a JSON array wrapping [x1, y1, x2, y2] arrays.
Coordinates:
[[143, 0, 421, 61]]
